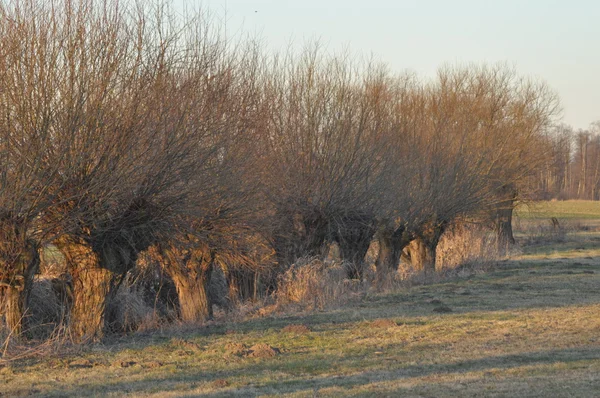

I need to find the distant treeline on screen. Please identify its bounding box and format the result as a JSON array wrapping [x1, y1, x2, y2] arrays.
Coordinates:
[[536, 122, 600, 200]]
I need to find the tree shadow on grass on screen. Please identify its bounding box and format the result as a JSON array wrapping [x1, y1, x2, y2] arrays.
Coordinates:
[[24, 346, 600, 397]]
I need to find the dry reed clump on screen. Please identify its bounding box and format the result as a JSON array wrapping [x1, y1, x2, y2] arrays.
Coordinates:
[[26, 276, 69, 339], [105, 281, 163, 334], [436, 224, 499, 272], [273, 257, 357, 311]]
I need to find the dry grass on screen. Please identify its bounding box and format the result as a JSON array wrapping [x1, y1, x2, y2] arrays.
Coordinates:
[[273, 257, 364, 312]]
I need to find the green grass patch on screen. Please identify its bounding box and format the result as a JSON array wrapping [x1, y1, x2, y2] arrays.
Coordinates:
[[515, 200, 600, 219]]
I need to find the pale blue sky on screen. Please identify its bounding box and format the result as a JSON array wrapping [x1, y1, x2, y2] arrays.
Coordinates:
[[178, 0, 599, 130]]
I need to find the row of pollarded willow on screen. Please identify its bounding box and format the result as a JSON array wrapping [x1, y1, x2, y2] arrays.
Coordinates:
[[263, 59, 559, 279], [0, 0, 559, 342], [0, 0, 264, 341]]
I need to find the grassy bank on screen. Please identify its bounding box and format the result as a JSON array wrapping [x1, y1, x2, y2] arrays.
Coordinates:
[[2, 202, 600, 397]]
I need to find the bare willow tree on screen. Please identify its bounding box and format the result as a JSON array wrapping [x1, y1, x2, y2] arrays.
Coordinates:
[[438, 65, 561, 251], [147, 39, 269, 323], [373, 71, 493, 277], [3, 0, 253, 341], [0, 0, 81, 336], [260, 47, 392, 278]]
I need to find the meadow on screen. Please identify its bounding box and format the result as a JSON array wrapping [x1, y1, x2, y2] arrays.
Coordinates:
[[2, 201, 600, 397]]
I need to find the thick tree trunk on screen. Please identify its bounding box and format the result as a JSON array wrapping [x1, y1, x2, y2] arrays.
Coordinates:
[[408, 222, 447, 274], [169, 270, 212, 322], [70, 266, 113, 341], [495, 205, 515, 253], [157, 244, 215, 323], [409, 237, 437, 273], [55, 237, 114, 342], [329, 213, 376, 280], [338, 239, 371, 280], [273, 210, 329, 267], [375, 225, 411, 284], [1, 241, 40, 337], [494, 184, 517, 254]]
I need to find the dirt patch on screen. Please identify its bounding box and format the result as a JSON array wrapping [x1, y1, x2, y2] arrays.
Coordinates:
[[213, 379, 230, 388], [370, 319, 398, 328], [224, 342, 281, 358], [224, 342, 248, 357], [282, 324, 311, 334], [113, 360, 137, 368], [246, 343, 281, 358]]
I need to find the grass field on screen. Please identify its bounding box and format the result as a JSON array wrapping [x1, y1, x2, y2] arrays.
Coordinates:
[[2, 201, 600, 397], [515, 200, 600, 219]]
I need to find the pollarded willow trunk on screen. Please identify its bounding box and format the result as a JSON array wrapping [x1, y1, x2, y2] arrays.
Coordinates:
[[375, 224, 411, 285], [495, 204, 516, 253], [170, 270, 212, 322], [1, 241, 40, 336], [494, 185, 517, 254], [54, 237, 114, 342], [409, 222, 447, 274], [335, 216, 376, 280], [409, 237, 437, 273], [157, 245, 215, 323]]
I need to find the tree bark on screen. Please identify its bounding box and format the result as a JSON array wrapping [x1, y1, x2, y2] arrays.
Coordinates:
[[157, 244, 215, 323], [409, 237, 437, 273], [408, 222, 447, 274], [494, 185, 517, 253], [375, 224, 411, 284], [55, 237, 115, 342], [1, 241, 40, 337], [273, 210, 329, 267], [495, 205, 516, 252], [170, 270, 212, 322]]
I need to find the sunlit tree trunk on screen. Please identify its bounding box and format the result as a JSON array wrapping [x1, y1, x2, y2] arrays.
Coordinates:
[[1, 241, 40, 337], [408, 222, 447, 274], [55, 236, 115, 342], [409, 237, 436, 273], [156, 245, 215, 323]]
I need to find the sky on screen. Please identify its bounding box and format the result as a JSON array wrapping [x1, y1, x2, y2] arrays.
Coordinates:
[[177, 0, 599, 130]]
